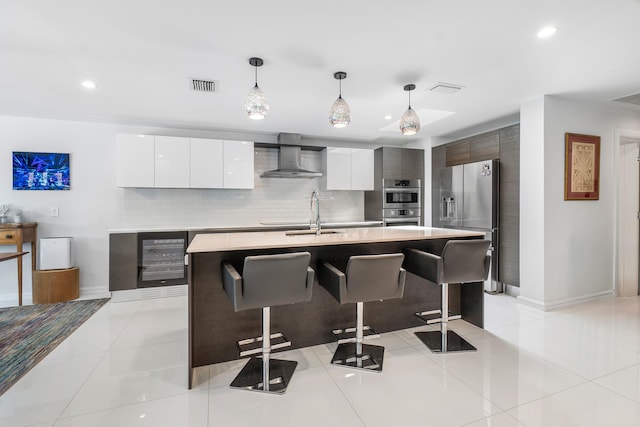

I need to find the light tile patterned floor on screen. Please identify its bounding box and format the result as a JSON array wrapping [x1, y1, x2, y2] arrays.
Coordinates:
[[2, 293, 640, 426]]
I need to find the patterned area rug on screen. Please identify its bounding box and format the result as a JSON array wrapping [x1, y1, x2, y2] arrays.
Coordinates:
[[0, 298, 109, 396]]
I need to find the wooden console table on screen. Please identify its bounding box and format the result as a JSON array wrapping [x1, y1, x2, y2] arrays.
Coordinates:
[[0, 222, 37, 305]]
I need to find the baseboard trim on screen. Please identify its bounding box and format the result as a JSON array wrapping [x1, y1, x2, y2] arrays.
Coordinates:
[[110, 285, 188, 302], [0, 292, 33, 308], [517, 290, 615, 311]]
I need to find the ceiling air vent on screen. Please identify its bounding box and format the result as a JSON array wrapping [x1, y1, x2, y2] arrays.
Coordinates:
[[191, 78, 218, 93], [429, 82, 464, 94], [612, 92, 640, 106]]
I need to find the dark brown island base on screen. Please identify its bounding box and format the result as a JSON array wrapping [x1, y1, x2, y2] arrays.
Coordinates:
[[186, 226, 485, 388]]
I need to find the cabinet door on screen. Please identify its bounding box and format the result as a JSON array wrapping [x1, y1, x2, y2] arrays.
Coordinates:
[[116, 134, 155, 187], [154, 136, 190, 188], [190, 138, 224, 188], [223, 141, 254, 189], [325, 147, 352, 190], [381, 147, 402, 179], [350, 149, 374, 190]]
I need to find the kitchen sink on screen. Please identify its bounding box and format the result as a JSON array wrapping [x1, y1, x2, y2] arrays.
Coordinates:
[[285, 229, 343, 236]]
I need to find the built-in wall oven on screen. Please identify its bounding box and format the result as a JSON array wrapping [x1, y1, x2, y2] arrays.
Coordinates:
[[137, 231, 187, 288], [382, 179, 421, 226]]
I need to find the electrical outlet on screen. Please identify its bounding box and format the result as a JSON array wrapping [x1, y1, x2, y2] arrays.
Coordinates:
[[50, 207, 59, 217]]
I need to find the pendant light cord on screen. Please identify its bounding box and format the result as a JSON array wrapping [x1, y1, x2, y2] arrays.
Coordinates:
[[254, 65, 258, 88]]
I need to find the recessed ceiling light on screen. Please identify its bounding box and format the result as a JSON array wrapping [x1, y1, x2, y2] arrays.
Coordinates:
[[384, 114, 392, 120], [537, 26, 557, 38], [81, 80, 97, 89]]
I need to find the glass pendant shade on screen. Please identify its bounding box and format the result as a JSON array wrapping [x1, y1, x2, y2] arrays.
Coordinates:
[[400, 107, 420, 135], [329, 71, 350, 128], [399, 84, 420, 135], [245, 57, 269, 120], [329, 95, 351, 128], [245, 84, 269, 120]]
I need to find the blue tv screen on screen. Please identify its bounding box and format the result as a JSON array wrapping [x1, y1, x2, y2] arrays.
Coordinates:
[[13, 152, 70, 190]]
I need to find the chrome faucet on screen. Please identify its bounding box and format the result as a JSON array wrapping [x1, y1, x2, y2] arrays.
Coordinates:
[[310, 189, 321, 235]]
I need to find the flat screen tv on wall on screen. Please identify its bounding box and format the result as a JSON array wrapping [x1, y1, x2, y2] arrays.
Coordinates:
[[12, 152, 70, 190]]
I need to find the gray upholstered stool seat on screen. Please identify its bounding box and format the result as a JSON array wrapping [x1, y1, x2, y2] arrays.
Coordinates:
[[222, 252, 314, 394], [319, 253, 406, 372], [404, 239, 490, 353]]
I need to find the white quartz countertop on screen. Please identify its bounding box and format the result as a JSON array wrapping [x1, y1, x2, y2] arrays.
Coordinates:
[[187, 226, 484, 253], [108, 221, 383, 234]]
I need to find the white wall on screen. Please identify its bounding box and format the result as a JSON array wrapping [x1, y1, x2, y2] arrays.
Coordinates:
[[0, 117, 122, 305], [618, 142, 639, 296], [0, 116, 368, 306], [519, 96, 640, 309], [519, 97, 546, 304]]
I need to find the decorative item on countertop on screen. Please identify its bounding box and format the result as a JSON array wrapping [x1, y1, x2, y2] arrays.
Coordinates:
[[0, 204, 9, 223], [13, 209, 23, 223]]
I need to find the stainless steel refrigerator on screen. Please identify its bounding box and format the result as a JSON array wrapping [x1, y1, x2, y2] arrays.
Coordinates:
[[438, 159, 501, 293]]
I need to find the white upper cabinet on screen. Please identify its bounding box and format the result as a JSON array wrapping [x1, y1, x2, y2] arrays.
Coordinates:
[[323, 147, 374, 191], [116, 134, 155, 188], [324, 147, 353, 190], [115, 134, 254, 189], [350, 148, 374, 190], [190, 138, 224, 188], [154, 136, 190, 188], [223, 141, 254, 189]]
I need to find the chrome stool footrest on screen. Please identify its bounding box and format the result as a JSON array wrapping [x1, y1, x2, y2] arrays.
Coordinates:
[[230, 357, 298, 394], [415, 310, 461, 325], [237, 332, 291, 357], [332, 325, 380, 344], [330, 342, 385, 372]]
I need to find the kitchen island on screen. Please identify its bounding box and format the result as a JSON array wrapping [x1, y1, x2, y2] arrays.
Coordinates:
[[187, 226, 485, 387]]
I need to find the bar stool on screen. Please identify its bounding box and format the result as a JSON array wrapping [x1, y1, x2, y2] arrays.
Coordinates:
[[404, 239, 491, 353], [318, 253, 406, 372], [221, 252, 314, 394]]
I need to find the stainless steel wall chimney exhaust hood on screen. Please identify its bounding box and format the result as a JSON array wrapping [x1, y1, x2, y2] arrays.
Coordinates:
[[260, 133, 322, 178]]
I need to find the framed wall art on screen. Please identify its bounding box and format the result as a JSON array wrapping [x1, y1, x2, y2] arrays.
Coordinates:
[[564, 133, 600, 200]]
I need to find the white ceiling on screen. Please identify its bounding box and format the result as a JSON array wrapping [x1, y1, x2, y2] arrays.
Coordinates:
[[2, 0, 640, 145]]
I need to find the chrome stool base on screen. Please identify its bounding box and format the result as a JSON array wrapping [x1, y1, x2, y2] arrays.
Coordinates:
[[415, 330, 477, 353], [230, 357, 298, 394], [331, 342, 385, 372]]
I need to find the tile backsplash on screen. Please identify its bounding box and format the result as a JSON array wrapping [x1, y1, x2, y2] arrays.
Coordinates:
[[121, 147, 364, 227]]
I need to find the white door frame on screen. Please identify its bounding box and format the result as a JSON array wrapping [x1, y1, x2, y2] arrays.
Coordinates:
[[615, 128, 640, 296]]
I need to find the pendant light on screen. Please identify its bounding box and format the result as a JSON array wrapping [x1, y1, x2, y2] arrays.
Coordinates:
[[244, 57, 269, 120], [329, 71, 350, 128], [399, 84, 420, 136]]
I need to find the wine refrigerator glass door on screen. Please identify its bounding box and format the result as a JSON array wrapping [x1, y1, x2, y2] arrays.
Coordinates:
[[137, 231, 187, 288]]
